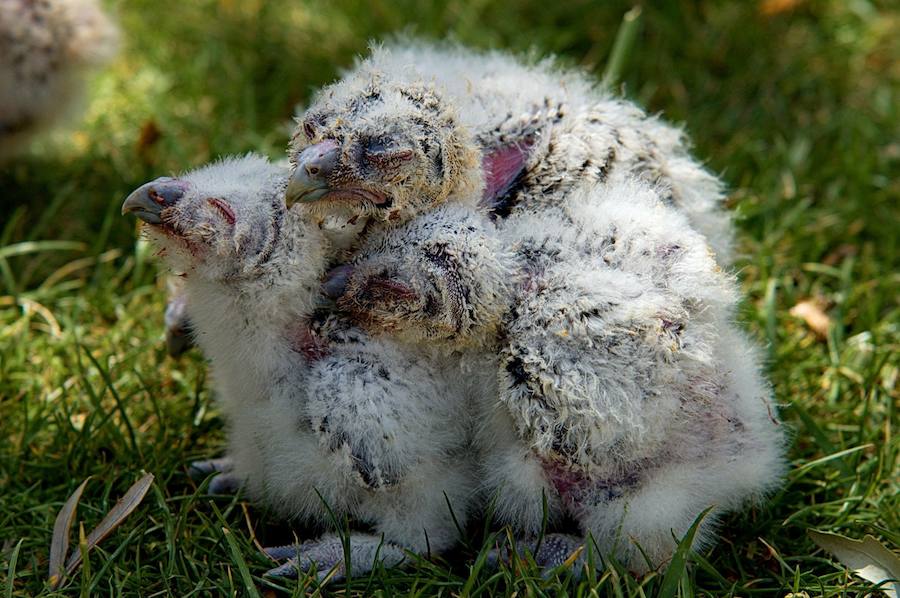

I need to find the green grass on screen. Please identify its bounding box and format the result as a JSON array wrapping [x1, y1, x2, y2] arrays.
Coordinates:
[[1, 0, 897, 595]]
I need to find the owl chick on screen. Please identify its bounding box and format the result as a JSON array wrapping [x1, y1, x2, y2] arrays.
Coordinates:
[[287, 41, 733, 263], [122, 154, 476, 581], [0, 0, 118, 157], [342, 175, 785, 574]]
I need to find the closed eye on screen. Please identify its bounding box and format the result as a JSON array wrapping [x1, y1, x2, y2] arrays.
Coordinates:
[[364, 147, 414, 167], [206, 197, 235, 225]]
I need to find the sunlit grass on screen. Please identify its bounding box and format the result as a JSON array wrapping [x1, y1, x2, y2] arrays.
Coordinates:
[[1, 0, 897, 595]]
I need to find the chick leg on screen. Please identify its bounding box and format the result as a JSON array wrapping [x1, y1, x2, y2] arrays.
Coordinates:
[[164, 281, 194, 356], [487, 533, 586, 575], [188, 456, 240, 494], [264, 533, 406, 582]]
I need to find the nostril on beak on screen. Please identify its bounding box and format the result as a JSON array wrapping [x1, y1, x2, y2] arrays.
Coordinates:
[[122, 177, 189, 224], [298, 140, 340, 182]]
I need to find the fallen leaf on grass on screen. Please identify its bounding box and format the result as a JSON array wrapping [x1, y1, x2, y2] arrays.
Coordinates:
[[48, 472, 155, 589], [809, 529, 900, 597], [63, 472, 155, 577], [790, 300, 831, 339], [48, 478, 90, 588], [759, 0, 804, 16]]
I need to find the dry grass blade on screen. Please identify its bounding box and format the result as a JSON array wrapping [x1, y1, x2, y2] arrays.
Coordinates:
[[49, 477, 90, 589], [809, 530, 900, 597], [63, 473, 155, 578]]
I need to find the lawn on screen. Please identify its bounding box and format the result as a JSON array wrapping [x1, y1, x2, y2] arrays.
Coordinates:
[[1, 0, 897, 595]]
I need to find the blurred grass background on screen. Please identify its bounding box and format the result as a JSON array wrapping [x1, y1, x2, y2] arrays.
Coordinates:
[[0, 0, 897, 595]]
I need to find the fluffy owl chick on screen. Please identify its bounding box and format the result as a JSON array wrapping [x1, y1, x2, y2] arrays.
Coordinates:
[[0, 0, 118, 157], [122, 154, 475, 581], [287, 41, 732, 263], [479, 178, 783, 573], [338, 176, 784, 574]]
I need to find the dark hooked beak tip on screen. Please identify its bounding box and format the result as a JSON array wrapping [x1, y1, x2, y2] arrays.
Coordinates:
[[322, 264, 354, 299], [122, 177, 188, 224]]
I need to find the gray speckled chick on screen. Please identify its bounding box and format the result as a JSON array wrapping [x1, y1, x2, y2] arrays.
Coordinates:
[[123, 154, 476, 582]]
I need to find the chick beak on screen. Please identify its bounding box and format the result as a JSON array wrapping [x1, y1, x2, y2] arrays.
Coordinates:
[[122, 177, 188, 224], [322, 264, 354, 299], [285, 140, 340, 206]]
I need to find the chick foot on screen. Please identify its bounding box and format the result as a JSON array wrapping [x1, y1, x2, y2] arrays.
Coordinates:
[[189, 457, 240, 494], [487, 533, 586, 576], [264, 533, 407, 582]]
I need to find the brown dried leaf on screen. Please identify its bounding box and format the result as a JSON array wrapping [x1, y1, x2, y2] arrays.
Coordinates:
[[63, 472, 154, 578], [759, 0, 804, 17], [49, 477, 90, 589], [790, 300, 831, 339]]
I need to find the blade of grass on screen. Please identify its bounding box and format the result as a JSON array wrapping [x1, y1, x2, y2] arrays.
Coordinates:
[[222, 527, 262, 598], [0, 240, 86, 260], [80, 344, 140, 458], [5, 538, 23, 598], [78, 523, 90, 598], [601, 6, 642, 88], [657, 506, 714, 598], [49, 477, 90, 589]]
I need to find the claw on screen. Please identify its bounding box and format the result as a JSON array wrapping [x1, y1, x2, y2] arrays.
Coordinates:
[[189, 457, 240, 494], [265, 559, 308, 580], [188, 457, 233, 479], [262, 533, 406, 583], [486, 534, 585, 577], [208, 473, 241, 494], [264, 544, 299, 561]]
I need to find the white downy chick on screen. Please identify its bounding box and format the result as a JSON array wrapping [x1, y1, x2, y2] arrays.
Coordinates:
[[0, 0, 118, 157], [341, 175, 785, 574], [122, 154, 476, 581]]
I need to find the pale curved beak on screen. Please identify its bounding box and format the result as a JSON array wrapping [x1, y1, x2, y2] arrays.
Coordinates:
[[285, 140, 340, 206]]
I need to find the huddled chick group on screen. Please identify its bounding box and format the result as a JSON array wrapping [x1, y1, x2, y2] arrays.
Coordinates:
[[126, 42, 784, 579]]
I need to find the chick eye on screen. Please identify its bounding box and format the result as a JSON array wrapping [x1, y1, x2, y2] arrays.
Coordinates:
[[364, 138, 388, 155], [363, 138, 414, 167]]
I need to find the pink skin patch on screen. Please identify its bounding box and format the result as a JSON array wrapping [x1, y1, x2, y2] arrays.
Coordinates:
[[289, 322, 330, 363], [206, 197, 236, 225], [480, 139, 534, 204], [541, 457, 590, 506]]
